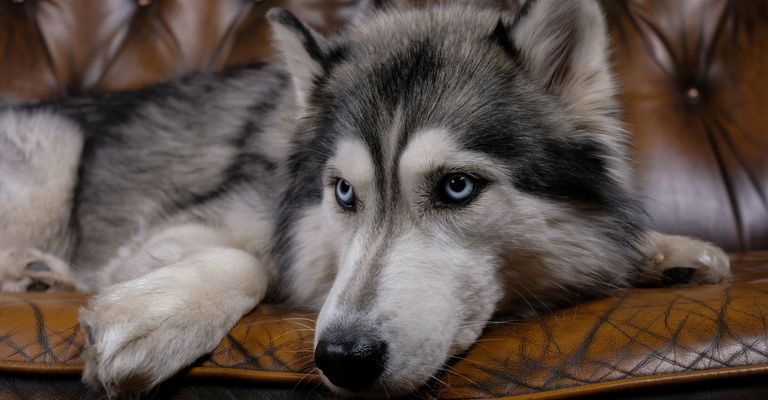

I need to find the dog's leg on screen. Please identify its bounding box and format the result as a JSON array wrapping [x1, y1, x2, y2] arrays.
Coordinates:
[[0, 111, 82, 254], [641, 230, 731, 285], [0, 111, 82, 291], [79, 223, 269, 398]]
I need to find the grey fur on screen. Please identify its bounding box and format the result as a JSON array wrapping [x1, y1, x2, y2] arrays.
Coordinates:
[[0, 1, 730, 398]]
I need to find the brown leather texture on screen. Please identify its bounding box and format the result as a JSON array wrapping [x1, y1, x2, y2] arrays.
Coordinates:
[[0, 0, 356, 97], [2, 253, 768, 399], [602, 1, 768, 252], [1, 0, 768, 398]]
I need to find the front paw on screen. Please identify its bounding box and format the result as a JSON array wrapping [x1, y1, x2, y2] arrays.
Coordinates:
[[0, 248, 76, 292], [651, 234, 731, 285], [79, 273, 227, 398]]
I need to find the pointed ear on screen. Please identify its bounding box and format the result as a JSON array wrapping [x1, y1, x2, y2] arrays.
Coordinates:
[[510, 0, 616, 120], [267, 8, 330, 110]]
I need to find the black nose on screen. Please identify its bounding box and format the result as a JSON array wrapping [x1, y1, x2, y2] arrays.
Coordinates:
[[314, 336, 387, 390]]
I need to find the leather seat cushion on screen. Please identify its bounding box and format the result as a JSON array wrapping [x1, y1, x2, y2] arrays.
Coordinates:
[[2, 252, 767, 399]]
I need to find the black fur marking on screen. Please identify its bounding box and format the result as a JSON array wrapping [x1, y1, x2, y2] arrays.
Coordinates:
[[307, 37, 444, 211], [170, 94, 283, 212], [19, 63, 285, 271], [20, 84, 183, 258], [369, 0, 404, 11], [510, 133, 646, 269], [267, 9, 349, 74], [489, 17, 522, 63], [323, 44, 350, 73], [374, 38, 445, 205], [370, 38, 445, 208], [456, 77, 646, 268], [467, 119, 644, 242], [34, 66, 257, 246], [267, 8, 327, 64], [510, 0, 538, 31], [514, 138, 615, 205]]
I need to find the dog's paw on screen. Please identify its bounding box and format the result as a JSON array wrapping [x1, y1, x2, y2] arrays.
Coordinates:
[[649, 234, 731, 285], [0, 248, 76, 292], [79, 268, 230, 398]]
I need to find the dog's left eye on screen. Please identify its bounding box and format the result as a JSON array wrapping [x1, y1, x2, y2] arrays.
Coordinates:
[[440, 173, 477, 204], [335, 178, 356, 210]]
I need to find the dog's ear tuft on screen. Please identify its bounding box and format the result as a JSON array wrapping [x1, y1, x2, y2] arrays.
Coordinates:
[[510, 0, 616, 119], [267, 8, 330, 110]]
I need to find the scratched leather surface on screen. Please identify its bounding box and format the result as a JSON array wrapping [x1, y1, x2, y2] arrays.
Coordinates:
[[1, 253, 767, 399]]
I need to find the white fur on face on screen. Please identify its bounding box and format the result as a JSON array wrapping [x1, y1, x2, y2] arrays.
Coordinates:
[[283, 139, 377, 308], [399, 128, 509, 198], [380, 129, 510, 389], [373, 229, 501, 390], [314, 130, 509, 393], [314, 138, 377, 333], [326, 139, 375, 192]]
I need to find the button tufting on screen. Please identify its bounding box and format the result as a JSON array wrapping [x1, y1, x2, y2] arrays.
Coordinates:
[[685, 87, 701, 104]]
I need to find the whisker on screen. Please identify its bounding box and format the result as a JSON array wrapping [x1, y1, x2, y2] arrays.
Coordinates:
[[283, 354, 317, 369], [305, 373, 327, 398], [272, 316, 318, 324], [437, 364, 481, 389], [510, 286, 545, 328], [273, 327, 316, 340], [471, 337, 519, 344], [281, 348, 315, 354], [292, 366, 321, 396], [521, 286, 554, 315]]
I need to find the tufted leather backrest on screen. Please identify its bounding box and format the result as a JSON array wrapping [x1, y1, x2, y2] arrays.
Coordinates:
[[0, 0, 358, 96], [1, 0, 766, 251], [602, 1, 768, 252]]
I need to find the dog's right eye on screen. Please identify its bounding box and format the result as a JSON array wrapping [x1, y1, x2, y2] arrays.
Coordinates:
[[335, 179, 356, 210], [438, 173, 480, 206]]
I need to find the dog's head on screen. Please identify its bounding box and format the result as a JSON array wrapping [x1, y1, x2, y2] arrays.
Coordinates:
[[269, 0, 644, 395]]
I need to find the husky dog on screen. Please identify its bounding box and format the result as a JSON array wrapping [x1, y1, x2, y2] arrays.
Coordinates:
[[0, 0, 730, 397]]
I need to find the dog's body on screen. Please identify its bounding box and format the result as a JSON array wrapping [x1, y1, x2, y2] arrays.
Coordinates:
[[0, 1, 730, 397]]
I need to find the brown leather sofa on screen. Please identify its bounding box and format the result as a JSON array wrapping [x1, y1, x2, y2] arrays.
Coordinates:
[[1, 0, 767, 398]]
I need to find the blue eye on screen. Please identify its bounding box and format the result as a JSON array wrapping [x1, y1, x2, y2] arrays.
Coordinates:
[[440, 174, 476, 204], [335, 179, 355, 209]]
